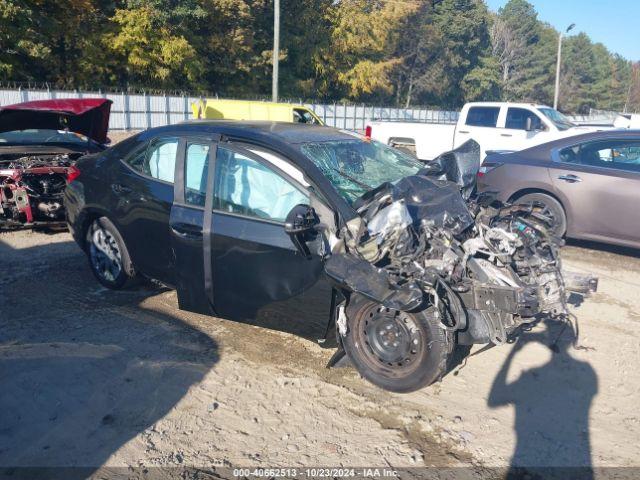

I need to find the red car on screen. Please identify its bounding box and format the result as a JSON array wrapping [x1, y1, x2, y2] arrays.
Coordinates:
[[0, 98, 111, 230]]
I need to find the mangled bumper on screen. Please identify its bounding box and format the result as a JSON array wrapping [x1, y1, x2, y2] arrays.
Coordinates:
[[322, 141, 598, 347]]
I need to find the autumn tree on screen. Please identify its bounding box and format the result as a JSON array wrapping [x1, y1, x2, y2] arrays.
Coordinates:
[[1, 0, 638, 113], [314, 0, 417, 102]]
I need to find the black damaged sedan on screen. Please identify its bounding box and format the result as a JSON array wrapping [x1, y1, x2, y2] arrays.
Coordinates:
[[65, 122, 594, 392]]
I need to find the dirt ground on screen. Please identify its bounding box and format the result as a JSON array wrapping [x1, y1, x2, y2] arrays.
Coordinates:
[[1, 229, 639, 477]]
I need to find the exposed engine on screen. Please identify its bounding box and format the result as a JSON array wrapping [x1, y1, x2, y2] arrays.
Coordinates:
[[0, 155, 76, 229], [324, 141, 597, 345]]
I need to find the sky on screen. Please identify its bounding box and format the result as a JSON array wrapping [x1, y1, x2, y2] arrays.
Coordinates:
[[485, 0, 640, 62]]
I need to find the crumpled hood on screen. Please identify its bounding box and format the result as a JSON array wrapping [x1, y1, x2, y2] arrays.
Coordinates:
[[0, 99, 112, 144]]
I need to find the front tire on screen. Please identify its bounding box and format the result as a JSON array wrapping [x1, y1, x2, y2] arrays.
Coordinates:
[[514, 193, 567, 238], [86, 217, 136, 289], [342, 297, 453, 393]]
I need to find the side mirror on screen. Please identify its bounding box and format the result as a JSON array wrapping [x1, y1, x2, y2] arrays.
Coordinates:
[[525, 117, 533, 132], [284, 204, 319, 259]]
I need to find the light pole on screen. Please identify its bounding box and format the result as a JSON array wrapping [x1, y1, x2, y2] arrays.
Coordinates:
[[272, 0, 280, 102], [554, 23, 575, 110]]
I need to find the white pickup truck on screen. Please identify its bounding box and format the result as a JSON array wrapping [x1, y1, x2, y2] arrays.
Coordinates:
[[366, 102, 602, 162]]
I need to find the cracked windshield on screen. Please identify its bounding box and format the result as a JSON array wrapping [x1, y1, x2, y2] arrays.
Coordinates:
[[300, 139, 423, 202]]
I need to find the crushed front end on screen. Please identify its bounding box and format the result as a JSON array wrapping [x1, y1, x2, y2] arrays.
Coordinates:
[[324, 142, 597, 348]]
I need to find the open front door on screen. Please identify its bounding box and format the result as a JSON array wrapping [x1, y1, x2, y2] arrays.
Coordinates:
[[170, 135, 219, 315], [171, 137, 334, 341]]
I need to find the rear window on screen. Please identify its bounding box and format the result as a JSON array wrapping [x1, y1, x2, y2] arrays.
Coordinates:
[[465, 107, 500, 128]]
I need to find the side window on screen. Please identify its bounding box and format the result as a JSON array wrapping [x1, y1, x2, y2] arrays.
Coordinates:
[[124, 141, 148, 172], [145, 137, 179, 183], [214, 147, 308, 222], [576, 140, 640, 171], [184, 142, 210, 207], [505, 108, 544, 131], [559, 145, 580, 164], [559, 139, 640, 171], [293, 108, 320, 125], [465, 107, 500, 127]]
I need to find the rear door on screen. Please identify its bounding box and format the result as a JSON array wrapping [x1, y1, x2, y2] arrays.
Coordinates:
[[550, 137, 640, 243], [172, 140, 334, 340], [456, 106, 500, 161], [113, 135, 180, 284]]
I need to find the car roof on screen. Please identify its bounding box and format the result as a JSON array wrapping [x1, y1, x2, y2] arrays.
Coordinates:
[[465, 102, 550, 109], [151, 120, 358, 145], [523, 129, 640, 154], [487, 129, 640, 163], [133, 120, 363, 222]]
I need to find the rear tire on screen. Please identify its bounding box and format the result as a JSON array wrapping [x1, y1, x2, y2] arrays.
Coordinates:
[[514, 193, 567, 238], [342, 296, 453, 393], [86, 217, 137, 289]]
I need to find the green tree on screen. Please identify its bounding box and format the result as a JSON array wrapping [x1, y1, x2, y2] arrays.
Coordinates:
[[491, 0, 540, 98], [0, 0, 114, 86], [430, 0, 494, 107], [108, 4, 203, 88]]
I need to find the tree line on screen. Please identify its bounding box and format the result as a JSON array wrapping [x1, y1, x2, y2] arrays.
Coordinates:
[[2, 0, 639, 113]]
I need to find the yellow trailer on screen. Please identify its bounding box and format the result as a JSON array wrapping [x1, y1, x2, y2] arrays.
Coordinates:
[[192, 99, 323, 125]]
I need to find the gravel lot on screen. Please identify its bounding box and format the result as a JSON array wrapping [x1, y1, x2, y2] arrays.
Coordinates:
[[1, 229, 639, 477]]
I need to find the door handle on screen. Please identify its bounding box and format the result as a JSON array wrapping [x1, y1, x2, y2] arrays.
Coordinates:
[[557, 174, 582, 183], [458, 130, 470, 134], [171, 223, 203, 238], [500, 133, 512, 137], [111, 183, 132, 194]]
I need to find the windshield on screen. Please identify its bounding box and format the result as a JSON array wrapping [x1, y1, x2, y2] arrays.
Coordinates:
[[538, 108, 575, 131], [0, 129, 90, 146], [300, 138, 424, 202]]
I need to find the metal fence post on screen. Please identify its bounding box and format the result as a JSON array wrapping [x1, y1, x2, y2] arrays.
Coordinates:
[[122, 91, 130, 131], [164, 93, 170, 126], [343, 103, 347, 130], [144, 92, 151, 130]]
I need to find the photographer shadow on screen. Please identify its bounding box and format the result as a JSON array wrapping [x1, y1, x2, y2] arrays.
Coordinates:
[[488, 319, 598, 479]]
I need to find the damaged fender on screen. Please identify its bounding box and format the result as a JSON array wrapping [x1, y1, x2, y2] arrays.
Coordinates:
[[322, 140, 598, 349]]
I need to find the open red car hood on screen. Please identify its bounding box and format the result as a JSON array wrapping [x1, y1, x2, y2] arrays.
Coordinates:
[[0, 98, 112, 144]]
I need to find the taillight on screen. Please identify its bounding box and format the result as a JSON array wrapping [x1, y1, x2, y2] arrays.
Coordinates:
[[66, 165, 81, 184], [365, 125, 372, 138], [478, 162, 502, 178]]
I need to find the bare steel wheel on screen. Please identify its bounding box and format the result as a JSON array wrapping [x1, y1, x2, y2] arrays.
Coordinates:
[[343, 296, 452, 393], [86, 217, 136, 289], [359, 305, 424, 372]]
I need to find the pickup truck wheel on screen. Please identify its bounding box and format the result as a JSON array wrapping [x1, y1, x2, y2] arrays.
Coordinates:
[[514, 193, 567, 238], [86, 217, 136, 289], [343, 298, 452, 393]]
